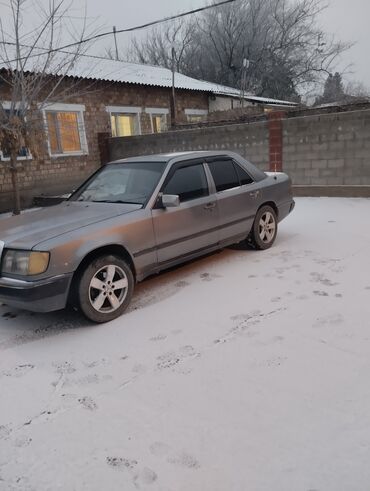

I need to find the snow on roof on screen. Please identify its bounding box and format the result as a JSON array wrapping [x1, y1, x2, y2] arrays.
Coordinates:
[[0, 53, 297, 106], [66, 57, 237, 93], [242, 94, 298, 106], [67, 58, 297, 105]]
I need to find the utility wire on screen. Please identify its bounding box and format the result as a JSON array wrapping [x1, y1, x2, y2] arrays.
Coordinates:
[[0, 41, 126, 62], [2, 0, 238, 64]]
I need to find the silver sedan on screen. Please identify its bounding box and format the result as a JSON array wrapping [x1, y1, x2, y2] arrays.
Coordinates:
[[0, 151, 295, 322]]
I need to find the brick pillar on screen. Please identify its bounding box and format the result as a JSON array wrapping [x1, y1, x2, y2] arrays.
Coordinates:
[[268, 111, 286, 172], [97, 132, 111, 166]]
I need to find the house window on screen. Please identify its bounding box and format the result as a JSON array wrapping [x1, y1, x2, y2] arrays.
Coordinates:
[[0, 103, 31, 161], [106, 106, 141, 137], [110, 114, 138, 137], [145, 108, 169, 134], [152, 114, 167, 133], [43, 103, 88, 156], [0, 145, 30, 161], [185, 109, 208, 123]]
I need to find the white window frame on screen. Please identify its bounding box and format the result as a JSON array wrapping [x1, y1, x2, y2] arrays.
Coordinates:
[[41, 102, 88, 158], [185, 109, 208, 116], [184, 108, 208, 123], [0, 101, 32, 161], [145, 107, 169, 133], [106, 106, 142, 137]]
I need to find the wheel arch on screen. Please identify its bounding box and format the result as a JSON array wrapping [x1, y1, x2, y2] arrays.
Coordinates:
[[67, 244, 136, 306], [258, 201, 278, 218]]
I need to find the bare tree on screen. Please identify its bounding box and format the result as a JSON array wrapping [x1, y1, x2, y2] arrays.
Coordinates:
[[128, 19, 198, 74], [314, 74, 370, 106], [0, 0, 98, 215], [129, 0, 350, 100], [345, 80, 370, 100]]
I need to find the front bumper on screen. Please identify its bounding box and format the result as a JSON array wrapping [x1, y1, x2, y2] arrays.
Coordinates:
[[0, 273, 73, 313]]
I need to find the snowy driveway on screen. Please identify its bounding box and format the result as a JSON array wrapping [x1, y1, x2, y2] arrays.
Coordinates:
[[1, 198, 370, 491]]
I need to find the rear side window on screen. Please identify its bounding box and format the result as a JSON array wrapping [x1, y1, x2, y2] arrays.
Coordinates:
[[163, 164, 209, 202], [208, 160, 239, 192], [234, 163, 254, 186]]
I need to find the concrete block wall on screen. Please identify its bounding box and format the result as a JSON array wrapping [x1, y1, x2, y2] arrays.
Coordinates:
[[109, 108, 370, 191], [283, 110, 370, 185], [109, 120, 270, 171]]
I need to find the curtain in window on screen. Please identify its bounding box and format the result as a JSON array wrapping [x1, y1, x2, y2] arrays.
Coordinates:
[[46, 111, 82, 154], [58, 112, 81, 152], [152, 115, 167, 133], [111, 114, 136, 137]]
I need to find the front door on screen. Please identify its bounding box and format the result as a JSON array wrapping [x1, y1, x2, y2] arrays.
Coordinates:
[[151, 161, 219, 266]]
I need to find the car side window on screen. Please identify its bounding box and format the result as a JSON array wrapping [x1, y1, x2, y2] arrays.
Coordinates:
[[234, 163, 254, 186], [163, 164, 209, 202], [208, 159, 240, 192]]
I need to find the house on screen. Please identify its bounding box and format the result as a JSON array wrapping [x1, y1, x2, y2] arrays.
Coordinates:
[[0, 56, 297, 211]]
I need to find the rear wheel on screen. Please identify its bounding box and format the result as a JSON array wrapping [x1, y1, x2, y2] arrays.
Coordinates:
[[77, 255, 134, 323], [247, 205, 278, 250]]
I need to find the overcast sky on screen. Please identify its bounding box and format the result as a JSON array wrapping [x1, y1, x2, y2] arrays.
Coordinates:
[[77, 0, 369, 88], [1, 0, 368, 89]]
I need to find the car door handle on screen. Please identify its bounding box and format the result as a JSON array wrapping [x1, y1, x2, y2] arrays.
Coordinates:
[[249, 190, 260, 198], [204, 202, 216, 210]]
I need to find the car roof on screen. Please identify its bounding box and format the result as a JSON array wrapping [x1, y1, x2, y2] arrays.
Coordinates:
[[109, 151, 241, 165]]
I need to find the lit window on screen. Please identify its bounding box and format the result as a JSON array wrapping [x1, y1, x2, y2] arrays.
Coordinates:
[[111, 114, 139, 137], [106, 106, 141, 137], [43, 103, 88, 156], [145, 108, 169, 134], [46, 112, 81, 153], [152, 114, 167, 133]]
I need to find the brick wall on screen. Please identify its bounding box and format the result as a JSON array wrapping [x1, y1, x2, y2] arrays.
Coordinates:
[[268, 112, 284, 172], [0, 79, 208, 212]]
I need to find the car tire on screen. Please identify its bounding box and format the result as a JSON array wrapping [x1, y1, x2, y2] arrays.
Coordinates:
[[247, 205, 278, 250], [77, 255, 134, 323]]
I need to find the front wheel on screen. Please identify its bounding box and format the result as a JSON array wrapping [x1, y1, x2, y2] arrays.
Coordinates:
[[77, 255, 134, 323], [247, 205, 278, 250]]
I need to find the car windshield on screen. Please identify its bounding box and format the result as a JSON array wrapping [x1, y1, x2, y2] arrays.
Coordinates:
[[70, 161, 166, 205]]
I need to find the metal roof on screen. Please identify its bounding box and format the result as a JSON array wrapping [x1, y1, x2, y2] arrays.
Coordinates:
[[0, 53, 297, 106], [67, 58, 297, 106]]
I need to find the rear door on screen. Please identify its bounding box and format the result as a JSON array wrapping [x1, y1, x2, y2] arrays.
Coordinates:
[[151, 160, 219, 265], [206, 157, 260, 244]]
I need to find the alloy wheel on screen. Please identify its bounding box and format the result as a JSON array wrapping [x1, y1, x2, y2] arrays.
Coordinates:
[[89, 264, 129, 313], [258, 211, 276, 244]]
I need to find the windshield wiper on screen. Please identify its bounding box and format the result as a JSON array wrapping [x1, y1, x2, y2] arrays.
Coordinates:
[[92, 200, 143, 205]]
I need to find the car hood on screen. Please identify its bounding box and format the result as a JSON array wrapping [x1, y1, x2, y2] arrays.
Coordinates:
[[0, 201, 143, 250]]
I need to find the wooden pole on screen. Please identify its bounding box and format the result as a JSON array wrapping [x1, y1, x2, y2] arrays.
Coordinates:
[[170, 46, 176, 128]]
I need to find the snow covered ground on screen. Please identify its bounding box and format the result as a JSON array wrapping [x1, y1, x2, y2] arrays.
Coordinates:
[[0, 197, 370, 491]]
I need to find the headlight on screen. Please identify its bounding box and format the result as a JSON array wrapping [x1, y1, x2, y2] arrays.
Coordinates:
[[2, 250, 50, 276]]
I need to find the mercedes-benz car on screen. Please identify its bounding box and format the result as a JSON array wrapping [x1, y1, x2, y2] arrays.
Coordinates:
[[0, 151, 295, 323]]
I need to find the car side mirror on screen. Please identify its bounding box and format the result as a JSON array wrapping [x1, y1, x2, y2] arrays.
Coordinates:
[[162, 194, 180, 208]]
